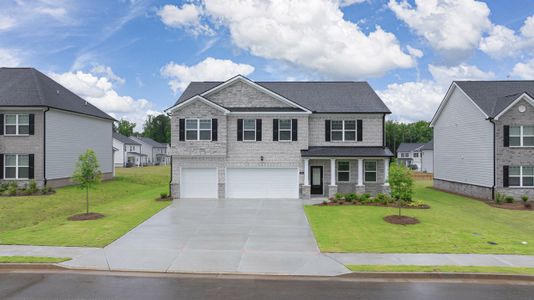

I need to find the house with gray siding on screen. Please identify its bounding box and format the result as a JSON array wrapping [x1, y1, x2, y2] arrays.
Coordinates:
[[166, 75, 393, 199], [396, 143, 424, 170], [130, 136, 170, 165], [0, 67, 114, 187], [431, 81, 534, 200], [112, 132, 147, 167]]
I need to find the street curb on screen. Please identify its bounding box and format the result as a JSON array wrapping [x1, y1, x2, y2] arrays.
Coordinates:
[[0, 263, 67, 270], [341, 272, 534, 281]]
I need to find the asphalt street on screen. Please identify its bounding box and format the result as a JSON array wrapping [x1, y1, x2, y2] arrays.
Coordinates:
[[1, 271, 534, 300]]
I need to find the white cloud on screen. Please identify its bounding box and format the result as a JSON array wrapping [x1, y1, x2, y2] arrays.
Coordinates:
[[479, 15, 534, 58], [406, 45, 423, 58], [203, 0, 415, 78], [91, 64, 126, 85], [0, 15, 15, 31], [511, 59, 534, 79], [160, 57, 255, 93], [0, 48, 21, 67], [50, 70, 157, 131], [388, 0, 491, 60], [339, 0, 366, 7], [428, 63, 495, 88], [157, 4, 212, 35]]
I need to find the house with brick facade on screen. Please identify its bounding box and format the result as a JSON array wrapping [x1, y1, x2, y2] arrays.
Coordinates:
[[166, 75, 393, 199], [431, 81, 534, 200]]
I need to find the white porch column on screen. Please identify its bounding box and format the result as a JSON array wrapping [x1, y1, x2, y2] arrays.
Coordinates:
[[303, 159, 310, 185], [357, 158, 364, 186], [384, 158, 390, 186], [330, 158, 336, 186]]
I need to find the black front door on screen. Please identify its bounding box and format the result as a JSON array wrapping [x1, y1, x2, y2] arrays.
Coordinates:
[[311, 166, 323, 195]]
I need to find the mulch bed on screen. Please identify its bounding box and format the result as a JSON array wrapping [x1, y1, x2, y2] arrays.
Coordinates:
[[156, 196, 173, 202], [316, 202, 430, 209], [383, 215, 420, 225], [68, 212, 105, 221], [488, 202, 533, 211], [0, 191, 56, 197]]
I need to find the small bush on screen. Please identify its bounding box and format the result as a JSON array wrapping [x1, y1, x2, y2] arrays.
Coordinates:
[[389, 164, 414, 201], [407, 199, 426, 207], [335, 193, 344, 200], [160, 192, 168, 199], [7, 182, 18, 196], [521, 195, 529, 203], [26, 180, 38, 195], [345, 193, 357, 202], [375, 193, 391, 204], [495, 193, 504, 204], [505, 196, 514, 203]]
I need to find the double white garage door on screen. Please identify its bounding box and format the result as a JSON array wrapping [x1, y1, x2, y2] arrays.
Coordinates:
[[180, 168, 299, 199]]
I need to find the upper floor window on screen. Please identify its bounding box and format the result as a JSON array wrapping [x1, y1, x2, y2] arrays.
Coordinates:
[[278, 119, 292, 141], [331, 120, 356, 141], [400, 153, 409, 158], [364, 160, 377, 182], [4, 154, 29, 179], [413, 152, 419, 158], [509, 166, 534, 187], [5, 114, 29, 135], [186, 119, 211, 141], [510, 125, 534, 147], [243, 119, 256, 141], [337, 161, 350, 182]]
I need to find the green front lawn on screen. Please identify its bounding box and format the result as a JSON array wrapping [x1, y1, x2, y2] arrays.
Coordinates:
[[305, 180, 534, 254], [0, 166, 171, 247], [0, 256, 71, 263], [347, 265, 534, 275]]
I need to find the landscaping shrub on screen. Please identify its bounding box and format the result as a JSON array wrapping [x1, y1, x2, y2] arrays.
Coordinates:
[[521, 195, 529, 203], [7, 182, 18, 196], [495, 193, 504, 204], [160, 192, 168, 199], [345, 193, 357, 202], [389, 164, 414, 202], [335, 193, 344, 201], [26, 180, 38, 195], [0, 183, 7, 193], [360, 193, 371, 202], [375, 193, 391, 204], [505, 196, 514, 203]]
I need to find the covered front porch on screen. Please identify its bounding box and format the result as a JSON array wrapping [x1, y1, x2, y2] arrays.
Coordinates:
[[300, 147, 394, 199]]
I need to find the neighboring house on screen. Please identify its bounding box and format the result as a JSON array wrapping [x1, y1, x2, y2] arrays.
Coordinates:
[[0, 67, 114, 187], [112, 132, 146, 167], [396, 143, 424, 170], [420, 140, 433, 173], [130, 136, 170, 165], [166, 75, 393, 199], [431, 81, 534, 200]]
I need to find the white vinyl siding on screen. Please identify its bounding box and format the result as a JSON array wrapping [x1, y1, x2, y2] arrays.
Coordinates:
[[421, 150, 434, 173], [433, 87, 494, 187]]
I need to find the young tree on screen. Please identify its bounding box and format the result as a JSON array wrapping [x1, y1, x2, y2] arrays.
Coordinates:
[[142, 114, 171, 143], [72, 149, 102, 215], [114, 119, 136, 137], [388, 164, 414, 216]]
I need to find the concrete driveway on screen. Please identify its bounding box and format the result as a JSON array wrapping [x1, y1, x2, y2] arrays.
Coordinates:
[[61, 198, 349, 276]]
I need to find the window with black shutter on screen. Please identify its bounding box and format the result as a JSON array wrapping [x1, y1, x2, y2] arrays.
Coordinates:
[[237, 119, 243, 141], [325, 120, 331, 141], [211, 119, 218, 141], [273, 119, 279, 141], [291, 119, 298, 141], [179, 119, 185, 141], [256, 119, 262, 141]]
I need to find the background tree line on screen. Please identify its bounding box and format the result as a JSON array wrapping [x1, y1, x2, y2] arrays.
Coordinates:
[[113, 114, 171, 144], [385, 120, 432, 153]]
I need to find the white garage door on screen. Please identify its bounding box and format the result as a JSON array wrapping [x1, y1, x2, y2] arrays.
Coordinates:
[[226, 168, 299, 199], [181, 168, 217, 198]]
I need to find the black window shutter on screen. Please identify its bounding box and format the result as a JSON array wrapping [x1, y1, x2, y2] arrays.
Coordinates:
[[28, 154, 34, 179], [292, 119, 298, 141], [503, 165, 509, 187], [357, 120, 363, 141], [179, 119, 185, 141], [256, 119, 262, 141], [273, 119, 279, 141], [0, 114, 4, 135], [237, 119, 243, 141], [212, 119, 218, 141], [325, 120, 331, 141], [29, 114, 35, 135], [503, 125, 509, 147], [0, 154, 3, 179]]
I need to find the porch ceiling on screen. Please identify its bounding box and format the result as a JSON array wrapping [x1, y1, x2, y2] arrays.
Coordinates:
[[301, 146, 394, 158]]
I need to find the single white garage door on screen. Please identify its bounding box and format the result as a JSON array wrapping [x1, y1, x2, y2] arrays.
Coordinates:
[[181, 168, 217, 198], [226, 168, 299, 199]]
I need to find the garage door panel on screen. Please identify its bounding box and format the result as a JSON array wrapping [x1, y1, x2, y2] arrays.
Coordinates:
[[181, 168, 217, 198], [226, 168, 298, 199]]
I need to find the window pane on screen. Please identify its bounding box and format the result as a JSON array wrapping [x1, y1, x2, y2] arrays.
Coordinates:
[[18, 155, 29, 166], [365, 172, 376, 182], [523, 177, 534, 187], [344, 120, 356, 130], [279, 119, 291, 130], [331, 131, 342, 141], [365, 161, 377, 171], [18, 125, 29, 135], [338, 172, 349, 182], [523, 126, 534, 136], [199, 119, 211, 130], [186, 130, 197, 140], [5, 115, 16, 125], [18, 114, 29, 124], [524, 137, 534, 147], [244, 119, 255, 130], [5, 155, 16, 166], [243, 130, 256, 141], [199, 130, 211, 140], [18, 167, 29, 179], [5, 167, 16, 179], [279, 130, 291, 141], [510, 166, 521, 176], [186, 119, 198, 129], [344, 131, 356, 141], [338, 161, 349, 171], [510, 137, 521, 146], [509, 177, 521, 186], [5, 125, 16, 135], [331, 120, 342, 130], [510, 126, 521, 136], [524, 167, 534, 176]]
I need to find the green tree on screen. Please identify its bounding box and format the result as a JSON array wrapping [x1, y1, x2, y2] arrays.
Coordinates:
[[385, 120, 433, 153], [72, 149, 102, 215], [142, 114, 171, 143], [389, 164, 414, 216], [114, 119, 136, 137]]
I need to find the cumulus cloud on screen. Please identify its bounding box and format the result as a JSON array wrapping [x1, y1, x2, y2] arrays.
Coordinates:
[[202, 0, 415, 78], [50, 70, 158, 130], [406, 45, 423, 58], [0, 48, 21, 67], [479, 15, 534, 58], [428, 63, 495, 88], [388, 0, 491, 60], [511, 59, 534, 79], [0, 15, 15, 31], [160, 57, 255, 93], [339, 0, 366, 7], [91, 64, 125, 85], [157, 4, 212, 35]]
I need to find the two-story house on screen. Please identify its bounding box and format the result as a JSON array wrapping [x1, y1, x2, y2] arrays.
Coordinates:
[[0, 67, 114, 187], [112, 132, 146, 167], [130, 136, 169, 165], [166, 75, 393, 199], [396, 143, 424, 170], [431, 81, 534, 200]]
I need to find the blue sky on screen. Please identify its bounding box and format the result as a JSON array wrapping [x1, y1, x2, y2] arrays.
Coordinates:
[[1, 0, 534, 129]]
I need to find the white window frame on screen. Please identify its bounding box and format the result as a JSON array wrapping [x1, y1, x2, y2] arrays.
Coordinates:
[[185, 118, 212, 141], [243, 119, 256, 142], [331, 120, 356, 142], [413, 152, 419, 158], [510, 125, 534, 147], [4, 114, 30, 136], [337, 161, 350, 182], [364, 160, 377, 183], [278, 119, 292, 141], [4, 154, 29, 180], [509, 166, 534, 187]]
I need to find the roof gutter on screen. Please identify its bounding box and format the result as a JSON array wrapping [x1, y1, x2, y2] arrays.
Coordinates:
[[488, 117, 496, 200]]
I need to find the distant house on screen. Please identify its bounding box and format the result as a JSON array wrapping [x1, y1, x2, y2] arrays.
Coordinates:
[[0, 67, 115, 187], [420, 140, 433, 173], [130, 136, 170, 165], [396, 143, 425, 170], [112, 132, 146, 167], [431, 81, 534, 200]]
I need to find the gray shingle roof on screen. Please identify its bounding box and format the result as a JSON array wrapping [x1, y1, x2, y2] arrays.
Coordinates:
[[421, 140, 433, 151], [175, 81, 391, 113], [113, 132, 140, 145], [397, 143, 425, 152], [133, 136, 167, 148], [301, 146, 393, 157], [455, 81, 534, 117], [0, 68, 114, 120]]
